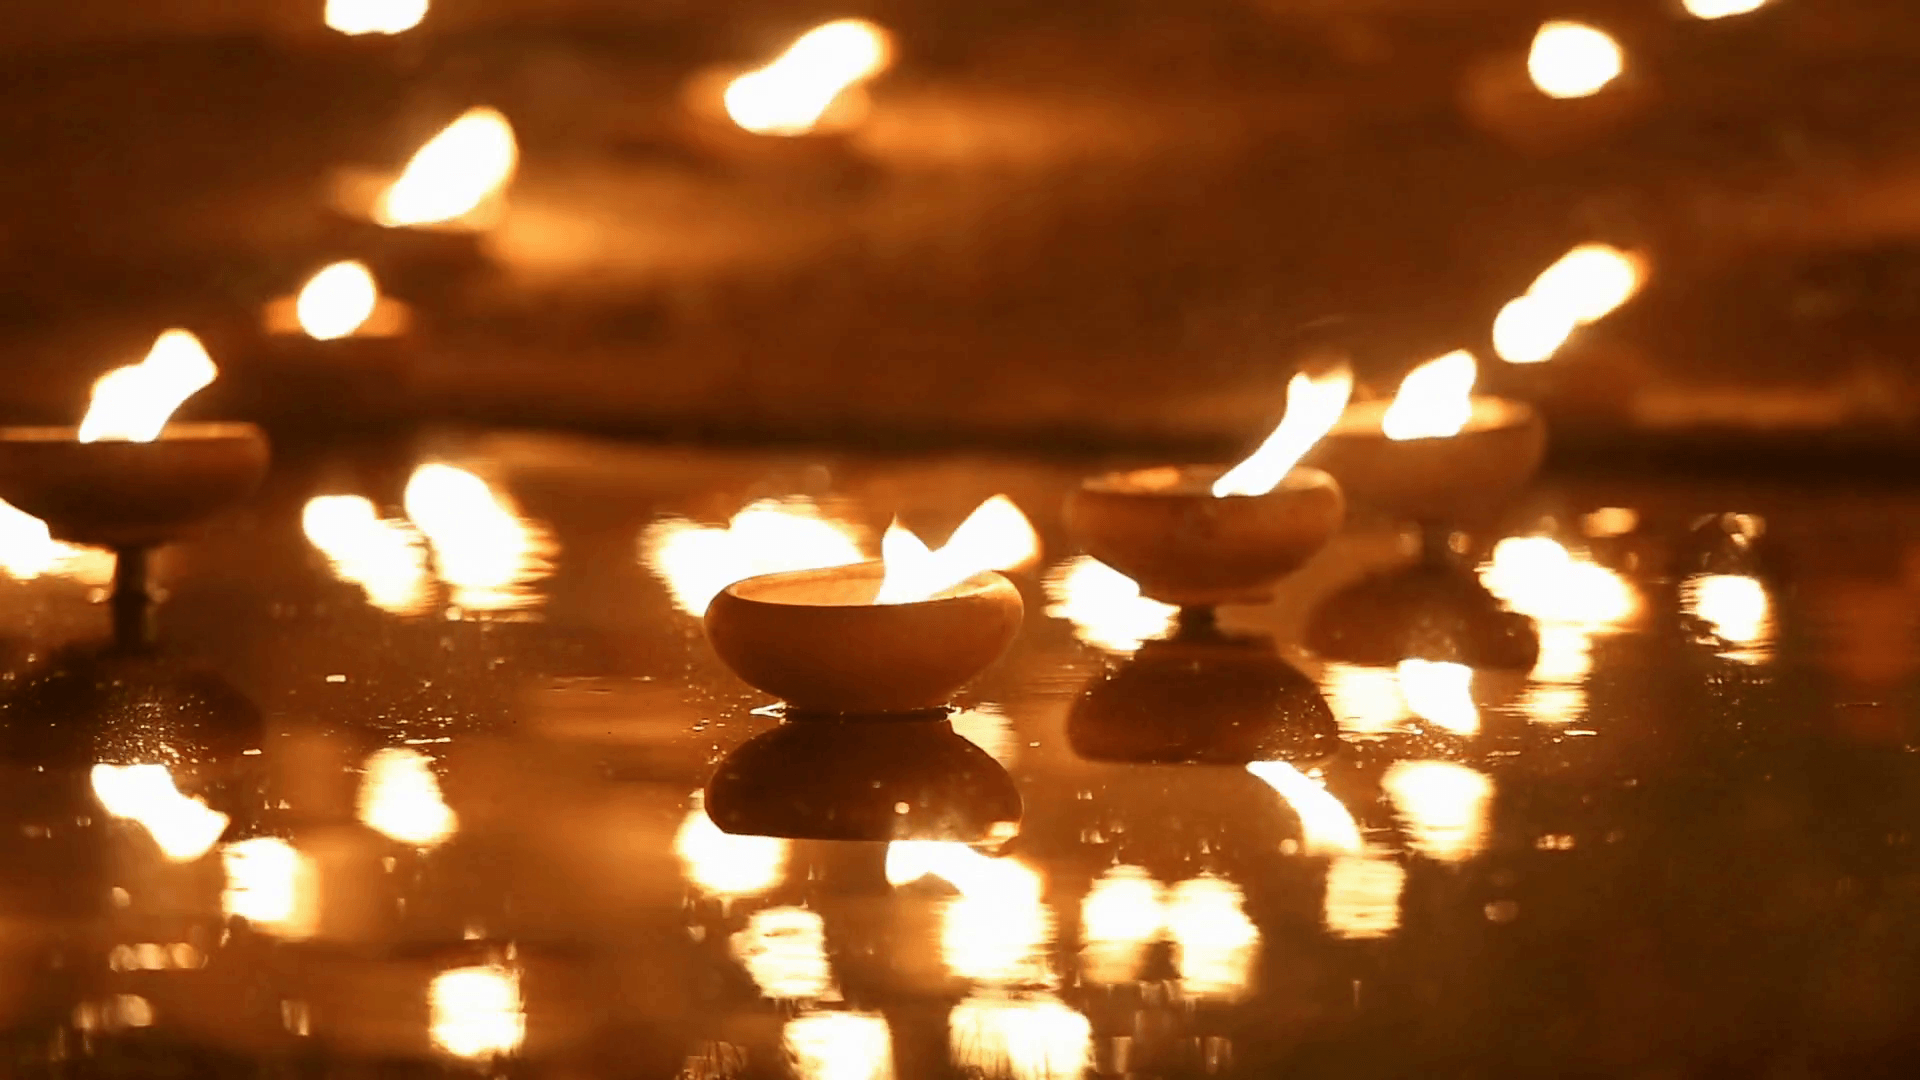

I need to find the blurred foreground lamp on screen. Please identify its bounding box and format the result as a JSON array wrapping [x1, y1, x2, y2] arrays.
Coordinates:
[[0, 331, 268, 650], [683, 19, 892, 162], [329, 107, 518, 285], [1063, 366, 1350, 614], [251, 261, 416, 425]]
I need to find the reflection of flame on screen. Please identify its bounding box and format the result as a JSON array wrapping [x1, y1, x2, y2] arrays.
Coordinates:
[[1395, 659, 1479, 736], [1041, 557, 1177, 654], [1683, 573, 1772, 664], [378, 108, 517, 228], [1164, 876, 1258, 1000], [724, 20, 893, 136], [221, 838, 320, 940], [326, 0, 427, 35], [1683, 0, 1766, 17], [1321, 662, 1409, 738], [1495, 245, 1643, 365], [404, 464, 549, 613], [1380, 350, 1476, 442], [876, 495, 1038, 605], [732, 907, 834, 1000], [949, 995, 1091, 1080], [430, 966, 525, 1059], [78, 330, 216, 444], [1245, 761, 1363, 855], [1079, 866, 1163, 985], [1324, 852, 1405, 940], [357, 748, 458, 848], [674, 793, 788, 899], [950, 705, 1019, 765], [786, 1013, 894, 1080], [295, 261, 379, 341], [1480, 536, 1637, 724], [642, 498, 865, 615], [302, 496, 433, 615], [91, 765, 229, 861], [1527, 21, 1624, 99], [888, 843, 1050, 984], [0, 499, 112, 582], [1213, 365, 1354, 497], [1382, 761, 1493, 862]]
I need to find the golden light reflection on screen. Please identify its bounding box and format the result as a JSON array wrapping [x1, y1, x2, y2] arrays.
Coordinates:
[[404, 464, 550, 613], [1324, 851, 1406, 940], [378, 108, 517, 228], [356, 747, 458, 848], [1380, 350, 1477, 441], [642, 498, 866, 615], [1527, 21, 1624, 100], [1495, 244, 1644, 365], [950, 705, 1019, 765], [786, 1012, 894, 1080], [78, 330, 217, 444], [674, 792, 788, 899], [0, 499, 112, 582], [724, 20, 893, 136], [949, 995, 1091, 1080], [1245, 761, 1363, 855], [1480, 536, 1637, 724], [221, 837, 319, 939], [732, 907, 834, 1000], [1079, 865, 1163, 985], [1320, 662, 1409, 738], [1683, 0, 1767, 17], [888, 843, 1051, 985], [1041, 556, 1177, 654], [326, 0, 427, 35], [1395, 658, 1479, 736], [1165, 876, 1258, 1000], [91, 764, 229, 861], [875, 495, 1039, 605], [295, 261, 379, 341], [1383, 761, 1493, 863], [1683, 573, 1773, 664], [1213, 365, 1355, 497], [429, 965, 525, 1059], [302, 495, 433, 615]]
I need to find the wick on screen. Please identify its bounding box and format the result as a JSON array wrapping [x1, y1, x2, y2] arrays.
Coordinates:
[[109, 547, 158, 653]]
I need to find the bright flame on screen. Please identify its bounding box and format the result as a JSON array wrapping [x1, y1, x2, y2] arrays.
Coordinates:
[[1324, 851, 1405, 940], [1683, 0, 1766, 17], [1321, 663, 1409, 738], [326, 0, 427, 35], [78, 330, 216, 444], [1041, 556, 1178, 654], [732, 907, 834, 1000], [724, 20, 893, 136], [874, 495, 1039, 605], [1395, 659, 1479, 736], [642, 498, 865, 615], [949, 995, 1091, 1080], [1684, 573, 1772, 664], [378, 108, 517, 228], [1492, 294, 1580, 366], [0, 499, 111, 582], [404, 464, 548, 612], [1480, 536, 1638, 724], [674, 793, 788, 899], [221, 838, 319, 939], [295, 261, 379, 341], [888, 843, 1051, 985], [1495, 245, 1643, 365], [1528, 21, 1624, 100], [91, 765, 229, 861], [1212, 365, 1355, 497], [785, 1013, 894, 1080], [1246, 762, 1363, 855], [1380, 350, 1477, 441], [1382, 761, 1493, 863], [356, 748, 458, 848], [303, 496, 433, 615], [1165, 876, 1258, 1000], [430, 966, 525, 1059]]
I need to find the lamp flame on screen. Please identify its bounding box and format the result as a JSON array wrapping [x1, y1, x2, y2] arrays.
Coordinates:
[[1528, 21, 1624, 99], [296, 261, 379, 341], [430, 965, 525, 1059], [378, 108, 518, 228], [1494, 244, 1643, 364], [1245, 761, 1363, 855], [221, 838, 320, 939], [78, 330, 216, 444], [724, 19, 893, 136], [326, 0, 427, 35], [91, 764, 230, 861], [1684, 0, 1766, 17], [1212, 365, 1354, 497], [642, 498, 866, 615], [874, 495, 1038, 605], [357, 747, 458, 848], [1380, 350, 1476, 441]]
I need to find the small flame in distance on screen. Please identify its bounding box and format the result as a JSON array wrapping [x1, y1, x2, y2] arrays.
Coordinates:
[[379, 108, 518, 228], [1528, 21, 1624, 100], [1494, 244, 1643, 365], [326, 0, 427, 35], [296, 261, 379, 341], [78, 330, 217, 444], [1212, 365, 1355, 497], [725, 20, 893, 136]]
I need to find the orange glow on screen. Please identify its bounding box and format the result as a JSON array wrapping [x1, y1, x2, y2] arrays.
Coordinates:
[[1380, 350, 1477, 441], [1495, 245, 1643, 365], [642, 498, 866, 615], [1528, 21, 1624, 99], [1324, 851, 1406, 940], [1683, 573, 1773, 664], [0, 499, 111, 582], [724, 20, 893, 136], [302, 495, 433, 615], [1395, 659, 1479, 736], [875, 495, 1039, 605], [404, 464, 549, 613], [91, 765, 229, 861], [221, 838, 320, 940], [326, 0, 427, 35], [1480, 536, 1637, 724], [295, 261, 379, 341], [889, 842, 1051, 985], [1245, 761, 1363, 855], [1041, 556, 1177, 654], [78, 330, 216, 444], [1684, 0, 1766, 17], [1165, 876, 1258, 1000], [1213, 365, 1354, 497], [378, 108, 517, 228], [430, 966, 525, 1058], [674, 793, 788, 899], [732, 907, 834, 1000], [949, 995, 1091, 1080], [356, 748, 458, 848], [1491, 293, 1581, 366], [1079, 865, 1164, 984], [786, 1013, 894, 1080], [1383, 761, 1493, 862]]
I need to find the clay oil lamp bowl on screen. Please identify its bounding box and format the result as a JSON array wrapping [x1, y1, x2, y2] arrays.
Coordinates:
[[704, 496, 1034, 716], [0, 331, 269, 651], [1307, 350, 1544, 562], [1065, 366, 1352, 615], [218, 260, 417, 430], [680, 18, 891, 169]]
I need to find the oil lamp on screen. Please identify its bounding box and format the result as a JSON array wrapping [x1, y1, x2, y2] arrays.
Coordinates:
[[681, 19, 892, 165], [231, 260, 416, 427], [704, 496, 1034, 714], [0, 331, 269, 650], [1460, 20, 1649, 151], [1064, 365, 1351, 614]]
